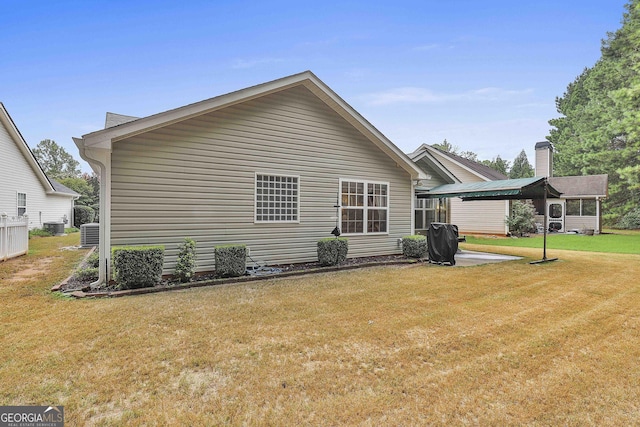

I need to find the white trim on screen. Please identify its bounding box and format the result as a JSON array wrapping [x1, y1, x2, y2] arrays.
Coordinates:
[[254, 172, 301, 224], [16, 191, 27, 217], [339, 178, 390, 236]]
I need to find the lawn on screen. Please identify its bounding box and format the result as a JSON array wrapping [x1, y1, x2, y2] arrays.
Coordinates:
[[2, 235, 640, 425], [465, 229, 640, 254]]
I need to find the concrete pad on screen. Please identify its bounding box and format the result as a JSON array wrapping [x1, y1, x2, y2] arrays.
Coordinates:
[[452, 250, 521, 267]]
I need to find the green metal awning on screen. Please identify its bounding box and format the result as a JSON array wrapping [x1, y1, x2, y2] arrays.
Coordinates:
[[416, 177, 562, 200]]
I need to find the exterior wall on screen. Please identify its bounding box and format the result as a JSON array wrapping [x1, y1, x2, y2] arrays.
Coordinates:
[[110, 86, 413, 273], [565, 215, 598, 232], [0, 119, 73, 229], [450, 199, 509, 235]]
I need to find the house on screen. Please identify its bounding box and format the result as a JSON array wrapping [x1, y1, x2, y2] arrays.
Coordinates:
[[410, 144, 510, 235], [533, 141, 608, 234], [73, 71, 427, 284], [0, 102, 78, 229]]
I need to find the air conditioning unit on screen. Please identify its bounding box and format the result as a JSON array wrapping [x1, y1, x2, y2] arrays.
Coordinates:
[[80, 223, 100, 248]]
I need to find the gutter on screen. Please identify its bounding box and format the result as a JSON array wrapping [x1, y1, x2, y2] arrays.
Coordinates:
[[73, 137, 108, 287]]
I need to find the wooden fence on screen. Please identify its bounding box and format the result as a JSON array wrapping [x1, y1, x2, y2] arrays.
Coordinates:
[[0, 214, 29, 261]]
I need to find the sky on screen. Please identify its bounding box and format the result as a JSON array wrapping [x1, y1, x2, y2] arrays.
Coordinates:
[[0, 0, 630, 174]]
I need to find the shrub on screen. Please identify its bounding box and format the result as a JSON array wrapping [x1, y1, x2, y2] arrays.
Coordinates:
[[29, 228, 52, 238], [506, 200, 536, 236], [616, 206, 640, 229], [402, 235, 427, 258], [75, 267, 99, 281], [86, 251, 100, 268], [175, 238, 197, 282], [112, 245, 165, 289], [215, 244, 246, 278], [317, 237, 349, 266], [73, 205, 95, 228]]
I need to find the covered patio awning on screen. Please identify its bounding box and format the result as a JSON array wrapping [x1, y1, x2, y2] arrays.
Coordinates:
[[417, 177, 562, 201]]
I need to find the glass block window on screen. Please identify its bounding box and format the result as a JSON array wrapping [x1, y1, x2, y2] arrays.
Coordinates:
[[340, 180, 389, 234], [255, 174, 299, 222], [17, 192, 26, 216]]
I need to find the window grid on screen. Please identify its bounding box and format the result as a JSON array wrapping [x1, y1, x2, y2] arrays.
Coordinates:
[[255, 174, 299, 222], [17, 192, 26, 217], [340, 180, 389, 235]]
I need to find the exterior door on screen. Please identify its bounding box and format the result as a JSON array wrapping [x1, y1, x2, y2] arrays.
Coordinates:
[[547, 201, 565, 232]]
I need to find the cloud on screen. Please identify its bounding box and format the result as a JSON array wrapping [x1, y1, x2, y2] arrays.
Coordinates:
[[363, 86, 534, 106], [230, 57, 285, 69]]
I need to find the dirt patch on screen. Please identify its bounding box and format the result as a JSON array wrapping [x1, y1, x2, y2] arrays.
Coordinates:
[[10, 258, 55, 282]]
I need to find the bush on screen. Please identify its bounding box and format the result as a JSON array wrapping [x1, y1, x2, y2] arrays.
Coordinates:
[[402, 235, 427, 258], [86, 251, 100, 268], [29, 228, 52, 238], [175, 238, 197, 282], [112, 245, 165, 289], [506, 200, 536, 236], [75, 267, 99, 281], [74, 205, 95, 228], [616, 206, 640, 229], [317, 237, 349, 266], [215, 244, 246, 278]]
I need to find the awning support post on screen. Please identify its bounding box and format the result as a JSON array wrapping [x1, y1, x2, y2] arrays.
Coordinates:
[[530, 178, 558, 264]]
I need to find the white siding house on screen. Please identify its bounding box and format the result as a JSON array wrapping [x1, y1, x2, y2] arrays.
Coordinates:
[[0, 103, 78, 230], [73, 71, 426, 284]]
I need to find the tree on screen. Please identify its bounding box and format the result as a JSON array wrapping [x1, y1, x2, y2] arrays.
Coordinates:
[[509, 150, 534, 179], [432, 139, 458, 154], [548, 0, 640, 223], [33, 139, 81, 179], [482, 155, 510, 176], [58, 177, 93, 206]]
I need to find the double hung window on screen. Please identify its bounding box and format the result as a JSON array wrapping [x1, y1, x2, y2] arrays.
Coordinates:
[[340, 180, 388, 234]]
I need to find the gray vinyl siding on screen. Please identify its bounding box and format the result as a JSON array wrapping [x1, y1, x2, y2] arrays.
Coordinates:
[[0, 119, 73, 229], [413, 157, 450, 187], [565, 215, 597, 231], [110, 86, 412, 274]]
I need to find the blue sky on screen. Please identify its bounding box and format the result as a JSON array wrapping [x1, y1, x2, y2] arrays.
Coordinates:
[[0, 0, 629, 173]]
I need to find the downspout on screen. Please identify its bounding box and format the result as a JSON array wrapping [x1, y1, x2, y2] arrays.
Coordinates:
[[73, 138, 109, 287]]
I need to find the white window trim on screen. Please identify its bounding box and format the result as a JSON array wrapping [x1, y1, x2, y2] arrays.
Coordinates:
[[254, 172, 301, 224], [339, 178, 390, 236], [17, 192, 27, 217]]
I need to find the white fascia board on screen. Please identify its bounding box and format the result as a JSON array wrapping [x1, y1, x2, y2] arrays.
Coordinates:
[[80, 71, 425, 179], [410, 149, 460, 184], [424, 145, 490, 182], [0, 103, 55, 192]]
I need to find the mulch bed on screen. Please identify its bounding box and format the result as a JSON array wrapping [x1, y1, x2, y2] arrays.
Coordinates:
[[55, 254, 422, 298]]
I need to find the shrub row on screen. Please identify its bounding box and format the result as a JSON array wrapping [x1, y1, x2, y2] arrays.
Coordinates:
[[112, 246, 165, 289]]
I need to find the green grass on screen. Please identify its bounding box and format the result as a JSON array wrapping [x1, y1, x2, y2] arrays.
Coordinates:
[[465, 229, 640, 254]]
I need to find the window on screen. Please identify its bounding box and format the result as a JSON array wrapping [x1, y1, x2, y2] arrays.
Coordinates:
[[255, 174, 299, 222], [17, 192, 26, 216], [414, 197, 446, 231], [340, 180, 388, 234], [565, 199, 597, 216]]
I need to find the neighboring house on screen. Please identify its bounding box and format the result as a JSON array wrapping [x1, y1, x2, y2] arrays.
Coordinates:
[[73, 71, 426, 283], [0, 102, 78, 229], [410, 144, 510, 235], [533, 141, 608, 234]]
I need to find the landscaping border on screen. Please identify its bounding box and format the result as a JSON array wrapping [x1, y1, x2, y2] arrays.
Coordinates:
[[53, 258, 423, 299]]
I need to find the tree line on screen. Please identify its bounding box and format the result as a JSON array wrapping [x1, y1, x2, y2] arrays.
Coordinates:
[[432, 139, 535, 179]]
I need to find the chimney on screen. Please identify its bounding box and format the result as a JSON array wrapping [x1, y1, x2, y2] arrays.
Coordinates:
[[535, 141, 553, 177]]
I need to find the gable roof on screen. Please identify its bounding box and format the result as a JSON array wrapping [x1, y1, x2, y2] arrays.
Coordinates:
[[549, 174, 608, 198], [49, 179, 80, 196], [78, 71, 425, 179], [105, 112, 139, 129], [429, 146, 509, 181]]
